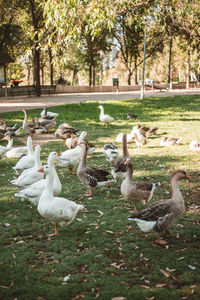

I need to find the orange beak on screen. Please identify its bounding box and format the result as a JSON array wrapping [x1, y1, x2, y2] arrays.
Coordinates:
[[38, 167, 44, 172], [186, 173, 192, 180], [57, 153, 61, 156]]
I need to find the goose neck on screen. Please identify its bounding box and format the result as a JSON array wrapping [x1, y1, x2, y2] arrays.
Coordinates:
[[7, 138, 13, 149], [43, 169, 54, 198], [171, 176, 183, 202], [79, 146, 87, 168], [122, 135, 129, 157], [34, 151, 42, 168], [27, 139, 34, 155]]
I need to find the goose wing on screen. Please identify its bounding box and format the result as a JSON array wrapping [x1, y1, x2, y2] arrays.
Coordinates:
[[129, 200, 172, 221]]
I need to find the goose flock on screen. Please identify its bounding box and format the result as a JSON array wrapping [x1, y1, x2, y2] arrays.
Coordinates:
[[0, 104, 197, 244]]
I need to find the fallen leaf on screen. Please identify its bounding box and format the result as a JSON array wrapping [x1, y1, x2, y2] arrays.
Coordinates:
[[139, 285, 150, 289], [188, 265, 196, 270], [63, 275, 71, 282], [160, 269, 170, 278], [111, 298, 127, 300], [155, 283, 167, 288]]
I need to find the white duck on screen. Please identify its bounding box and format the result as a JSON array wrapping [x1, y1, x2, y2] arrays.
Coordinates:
[[14, 151, 61, 205], [37, 164, 84, 236], [0, 136, 13, 158], [11, 145, 44, 187], [103, 143, 119, 162], [57, 131, 87, 175], [12, 137, 35, 175], [98, 105, 114, 128]]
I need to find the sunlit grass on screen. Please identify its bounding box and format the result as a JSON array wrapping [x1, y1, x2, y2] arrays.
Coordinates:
[[0, 94, 200, 299]]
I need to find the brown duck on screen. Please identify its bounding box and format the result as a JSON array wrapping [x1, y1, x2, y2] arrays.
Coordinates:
[[121, 158, 160, 212], [77, 143, 112, 196], [128, 170, 191, 245], [111, 133, 130, 181]]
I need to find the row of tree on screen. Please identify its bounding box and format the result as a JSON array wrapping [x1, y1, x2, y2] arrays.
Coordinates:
[[1, 0, 199, 96]]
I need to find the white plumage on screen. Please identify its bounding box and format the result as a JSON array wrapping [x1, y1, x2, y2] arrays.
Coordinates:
[[98, 105, 114, 128], [37, 164, 84, 236]]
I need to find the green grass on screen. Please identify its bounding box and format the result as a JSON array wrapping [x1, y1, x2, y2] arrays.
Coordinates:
[[0, 95, 200, 300]]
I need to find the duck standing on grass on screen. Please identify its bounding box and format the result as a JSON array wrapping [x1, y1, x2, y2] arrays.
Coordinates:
[[121, 158, 160, 212], [37, 164, 84, 237], [77, 142, 112, 197], [98, 105, 114, 128], [128, 170, 191, 245]]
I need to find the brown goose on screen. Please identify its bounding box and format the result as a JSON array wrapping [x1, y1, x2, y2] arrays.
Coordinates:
[[146, 127, 158, 136], [77, 143, 112, 196], [111, 133, 130, 181], [121, 158, 160, 212], [22, 110, 45, 138], [128, 170, 191, 245]]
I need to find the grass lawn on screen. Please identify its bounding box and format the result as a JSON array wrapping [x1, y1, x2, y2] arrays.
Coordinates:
[[0, 94, 200, 300]]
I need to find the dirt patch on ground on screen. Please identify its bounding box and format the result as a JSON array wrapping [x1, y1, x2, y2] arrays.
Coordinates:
[[18, 133, 63, 147]]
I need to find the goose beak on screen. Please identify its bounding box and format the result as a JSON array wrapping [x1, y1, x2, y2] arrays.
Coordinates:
[[57, 153, 61, 156], [124, 159, 129, 165], [186, 174, 192, 180], [38, 167, 44, 172]]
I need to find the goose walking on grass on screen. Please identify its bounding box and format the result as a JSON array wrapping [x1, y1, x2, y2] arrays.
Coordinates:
[[121, 158, 160, 212], [37, 164, 84, 236], [57, 131, 88, 175], [40, 107, 59, 119], [111, 134, 130, 181], [11, 145, 43, 188], [0, 135, 13, 158], [103, 143, 119, 162], [98, 105, 114, 128], [128, 170, 191, 245], [77, 142, 112, 197], [15, 152, 61, 206]]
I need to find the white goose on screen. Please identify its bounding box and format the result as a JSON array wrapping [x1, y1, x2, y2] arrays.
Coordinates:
[[14, 151, 61, 205], [57, 131, 87, 175], [0, 136, 13, 158], [11, 145, 43, 187], [12, 137, 35, 174], [37, 164, 84, 236], [40, 107, 59, 119], [98, 105, 114, 128], [5, 137, 27, 158], [103, 143, 119, 162]]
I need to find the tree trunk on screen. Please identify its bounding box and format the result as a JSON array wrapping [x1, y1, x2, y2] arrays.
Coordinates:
[[34, 46, 41, 96], [133, 55, 138, 85], [128, 71, 132, 85], [89, 64, 92, 86], [186, 43, 190, 89], [168, 36, 173, 90], [49, 49, 54, 87], [92, 64, 95, 86]]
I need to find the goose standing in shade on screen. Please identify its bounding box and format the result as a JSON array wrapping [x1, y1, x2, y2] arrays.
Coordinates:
[[98, 105, 114, 128], [22, 110, 45, 138], [12, 137, 35, 175], [121, 158, 160, 212], [0, 135, 13, 158], [37, 164, 84, 236], [128, 170, 191, 245], [111, 134, 130, 181], [103, 143, 119, 162], [77, 143, 112, 196], [11, 145, 43, 187], [15, 151, 61, 205]]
